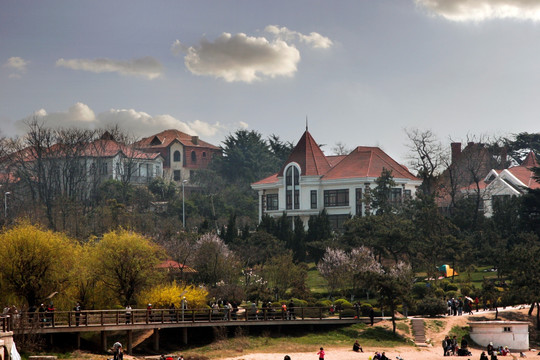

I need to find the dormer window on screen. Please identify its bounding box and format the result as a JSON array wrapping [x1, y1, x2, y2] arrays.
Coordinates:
[[285, 164, 300, 210], [150, 136, 162, 146], [173, 150, 181, 162]]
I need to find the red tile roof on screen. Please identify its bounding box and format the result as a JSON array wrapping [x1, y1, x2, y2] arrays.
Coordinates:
[[278, 130, 331, 176], [156, 260, 197, 273], [252, 173, 279, 186], [506, 151, 540, 189], [136, 129, 220, 150], [253, 131, 419, 186], [323, 146, 418, 180]]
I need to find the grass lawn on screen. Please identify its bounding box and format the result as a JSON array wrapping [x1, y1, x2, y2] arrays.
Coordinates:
[[184, 323, 410, 358]]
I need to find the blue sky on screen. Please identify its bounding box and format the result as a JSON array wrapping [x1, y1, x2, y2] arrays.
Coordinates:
[[2, 0, 540, 163]]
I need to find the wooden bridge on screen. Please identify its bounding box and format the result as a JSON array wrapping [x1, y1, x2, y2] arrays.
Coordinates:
[[1, 307, 372, 354]]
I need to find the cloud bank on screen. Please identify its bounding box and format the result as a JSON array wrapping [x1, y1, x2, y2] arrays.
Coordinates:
[[172, 26, 332, 83], [3, 57, 29, 78], [416, 0, 540, 22], [16, 103, 227, 139], [56, 57, 163, 79]]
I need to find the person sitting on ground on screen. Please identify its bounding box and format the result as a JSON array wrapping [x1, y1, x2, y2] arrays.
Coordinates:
[[379, 351, 389, 360], [519, 351, 526, 357], [500, 346, 509, 356], [284, 356, 291, 360], [352, 340, 363, 352], [480, 351, 489, 360]]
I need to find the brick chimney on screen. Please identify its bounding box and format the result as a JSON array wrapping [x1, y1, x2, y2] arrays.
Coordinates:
[[191, 136, 199, 145], [451, 142, 461, 164]]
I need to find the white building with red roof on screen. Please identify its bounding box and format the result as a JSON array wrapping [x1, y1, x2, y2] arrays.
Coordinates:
[[251, 130, 422, 229], [479, 151, 539, 217], [135, 129, 221, 183]]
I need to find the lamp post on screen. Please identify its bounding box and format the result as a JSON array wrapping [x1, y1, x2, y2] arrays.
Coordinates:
[[4, 192, 11, 218], [182, 180, 188, 228]]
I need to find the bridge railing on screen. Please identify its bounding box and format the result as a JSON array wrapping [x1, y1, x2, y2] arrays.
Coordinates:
[[10, 307, 359, 330]]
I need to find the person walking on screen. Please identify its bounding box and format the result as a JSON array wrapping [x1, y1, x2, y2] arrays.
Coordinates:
[[317, 347, 325, 360]]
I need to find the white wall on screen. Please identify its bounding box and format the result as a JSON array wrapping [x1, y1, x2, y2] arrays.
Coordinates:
[[469, 321, 529, 351]]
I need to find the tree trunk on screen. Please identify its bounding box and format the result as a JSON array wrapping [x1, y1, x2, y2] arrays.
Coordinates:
[[529, 302, 535, 316], [536, 302, 540, 331]]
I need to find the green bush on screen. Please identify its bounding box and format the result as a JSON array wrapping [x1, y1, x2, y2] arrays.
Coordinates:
[[290, 298, 308, 307], [416, 297, 447, 317], [360, 303, 373, 316], [412, 283, 429, 299], [446, 290, 458, 299], [445, 283, 458, 292], [334, 299, 353, 309], [316, 299, 332, 307], [434, 288, 445, 298], [340, 309, 356, 318], [460, 285, 472, 296]]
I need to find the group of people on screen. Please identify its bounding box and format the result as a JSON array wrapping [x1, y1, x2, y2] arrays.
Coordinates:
[[447, 297, 476, 316], [483, 342, 522, 359], [442, 335, 471, 357]]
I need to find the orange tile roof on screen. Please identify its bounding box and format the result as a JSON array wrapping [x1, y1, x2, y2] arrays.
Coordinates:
[[252, 173, 279, 186], [278, 130, 331, 176], [506, 151, 540, 189], [157, 259, 197, 273], [136, 129, 220, 149], [323, 146, 418, 180], [253, 131, 419, 186]]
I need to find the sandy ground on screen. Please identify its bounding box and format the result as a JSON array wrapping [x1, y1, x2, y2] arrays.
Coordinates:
[[218, 347, 536, 360], [217, 306, 538, 360]]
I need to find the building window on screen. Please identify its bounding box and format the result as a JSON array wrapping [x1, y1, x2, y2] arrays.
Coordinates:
[[173, 150, 181, 162], [202, 151, 206, 158], [503, 327, 512, 332], [311, 190, 317, 209], [147, 164, 153, 177], [266, 194, 278, 210], [191, 151, 196, 163], [324, 189, 349, 207], [173, 170, 181, 181], [285, 165, 300, 210], [390, 188, 402, 203], [328, 214, 350, 231], [101, 162, 108, 175], [404, 189, 412, 200], [356, 188, 363, 216]]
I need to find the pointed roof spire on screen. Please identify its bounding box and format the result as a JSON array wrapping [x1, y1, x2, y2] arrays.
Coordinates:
[[278, 129, 331, 177], [306, 116, 308, 131], [522, 150, 538, 168]]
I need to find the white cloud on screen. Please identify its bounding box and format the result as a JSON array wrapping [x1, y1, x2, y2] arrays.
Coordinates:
[[175, 32, 300, 83], [56, 57, 163, 79], [4, 57, 29, 78], [15, 103, 225, 140], [172, 26, 332, 83], [265, 25, 333, 49], [416, 0, 540, 22]]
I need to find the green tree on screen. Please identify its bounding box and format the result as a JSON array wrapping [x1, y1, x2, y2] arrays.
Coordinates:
[[370, 168, 397, 214], [91, 229, 164, 306]]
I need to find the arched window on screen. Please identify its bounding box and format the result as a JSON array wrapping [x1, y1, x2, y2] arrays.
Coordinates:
[[191, 151, 197, 163], [202, 151, 207, 158], [173, 150, 181, 162], [285, 165, 300, 210]]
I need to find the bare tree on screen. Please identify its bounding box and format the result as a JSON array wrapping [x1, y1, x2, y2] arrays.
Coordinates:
[[406, 128, 445, 196], [332, 141, 351, 156]]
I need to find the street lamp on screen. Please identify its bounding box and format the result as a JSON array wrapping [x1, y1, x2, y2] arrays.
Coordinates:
[[4, 192, 11, 218], [182, 180, 188, 228]]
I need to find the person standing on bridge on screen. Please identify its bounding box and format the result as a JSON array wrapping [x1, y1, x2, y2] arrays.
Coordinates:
[[125, 304, 132, 324], [288, 300, 295, 320], [74, 302, 81, 326]]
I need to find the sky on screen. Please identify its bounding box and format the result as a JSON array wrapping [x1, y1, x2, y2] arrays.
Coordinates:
[[2, 0, 540, 164]]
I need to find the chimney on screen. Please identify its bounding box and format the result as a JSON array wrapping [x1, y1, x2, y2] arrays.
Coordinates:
[[500, 146, 508, 168], [451, 142, 461, 164], [191, 136, 199, 145]]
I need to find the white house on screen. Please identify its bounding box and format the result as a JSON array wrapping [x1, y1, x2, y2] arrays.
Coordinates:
[[469, 321, 529, 351], [251, 130, 422, 229], [478, 151, 539, 217]]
